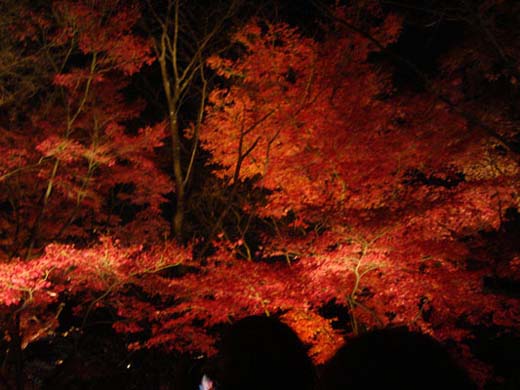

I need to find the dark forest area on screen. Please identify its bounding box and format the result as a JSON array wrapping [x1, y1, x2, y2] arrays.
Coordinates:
[[0, 0, 519, 388]]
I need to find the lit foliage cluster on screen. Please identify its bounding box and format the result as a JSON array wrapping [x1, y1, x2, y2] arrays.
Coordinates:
[[199, 3, 519, 375], [0, 0, 170, 258], [0, 2, 171, 383], [0, 0, 518, 386]]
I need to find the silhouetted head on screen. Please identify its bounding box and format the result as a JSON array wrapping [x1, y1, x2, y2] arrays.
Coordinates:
[[318, 327, 476, 390], [210, 315, 315, 390]]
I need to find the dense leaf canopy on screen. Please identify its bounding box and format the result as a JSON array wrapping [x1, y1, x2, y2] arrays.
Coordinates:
[[0, 0, 518, 388]]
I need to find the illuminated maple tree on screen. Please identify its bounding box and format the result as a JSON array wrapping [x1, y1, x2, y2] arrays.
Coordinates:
[[197, 3, 519, 381], [0, 1, 170, 387], [0, 0, 168, 259], [0, 1, 518, 388]]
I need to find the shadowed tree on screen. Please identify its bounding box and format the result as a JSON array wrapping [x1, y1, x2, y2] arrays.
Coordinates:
[[144, 0, 242, 240]]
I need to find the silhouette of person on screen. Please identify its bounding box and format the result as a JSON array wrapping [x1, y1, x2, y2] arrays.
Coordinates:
[[318, 326, 476, 390], [201, 315, 316, 390]]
